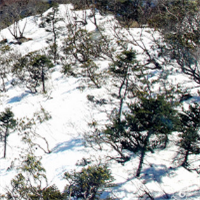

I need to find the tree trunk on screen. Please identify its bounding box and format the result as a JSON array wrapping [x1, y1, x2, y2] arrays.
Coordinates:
[[41, 66, 45, 93], [136, 131, 152, 177], [3, 126, 8, 158], [136, 148, 145, 177], [181, 149, 189, 167], [162, 134, 169, 149], [118, 74, 128, 122]]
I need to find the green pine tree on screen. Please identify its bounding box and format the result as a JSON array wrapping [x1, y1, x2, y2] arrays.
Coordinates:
[[0, 108, 16, 158], [63, 165, 114, 199], [12, 52, 53, 93], [177, 104, 200, 168], [104, 94, 179, 177]]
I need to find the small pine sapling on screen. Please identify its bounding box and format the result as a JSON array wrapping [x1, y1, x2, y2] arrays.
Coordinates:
[[0, 108, 16, 158], [63, 165, 114, 199], [5, 154, 48, 199]]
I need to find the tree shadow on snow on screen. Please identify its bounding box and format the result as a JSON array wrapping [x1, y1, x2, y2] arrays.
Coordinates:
[[182, 95, 200, 103], [8, 92, 29, 103], [108, 164, 200, 199], [109, 176, 138, 200], [191, 96, 200, 103], [51, 138, 83, 153], [140, 164, 169, 183], [154, 188, 200, 200]]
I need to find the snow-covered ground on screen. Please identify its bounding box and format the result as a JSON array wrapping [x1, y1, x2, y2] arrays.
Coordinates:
[[0, 4, 199, 199]]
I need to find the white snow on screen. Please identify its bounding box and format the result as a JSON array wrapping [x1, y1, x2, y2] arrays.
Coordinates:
[[0, 3, 199, 199]]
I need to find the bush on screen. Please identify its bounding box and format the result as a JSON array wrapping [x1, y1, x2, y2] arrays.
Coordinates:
[[42, 185, 64, 200], [63, 165, 114, 199]]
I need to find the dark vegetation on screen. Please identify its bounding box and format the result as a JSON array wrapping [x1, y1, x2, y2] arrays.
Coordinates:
[[0, 0, 200, 199]]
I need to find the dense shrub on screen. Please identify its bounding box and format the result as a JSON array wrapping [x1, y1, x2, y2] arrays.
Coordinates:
[[63, 165, 114, 199]]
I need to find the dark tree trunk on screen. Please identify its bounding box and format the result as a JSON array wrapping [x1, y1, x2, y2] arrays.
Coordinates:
[[3, 126, 8, 158], [181, 149, 190, 167], [136, 148, 145, 177], [136, 130, 152, 177], [41, 66, 45, 93]]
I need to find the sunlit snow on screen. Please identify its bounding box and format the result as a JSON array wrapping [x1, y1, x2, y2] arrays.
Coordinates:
[[0, 4, 199, 199]]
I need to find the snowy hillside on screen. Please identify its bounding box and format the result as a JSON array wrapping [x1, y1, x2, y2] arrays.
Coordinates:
[[0, 3, 199, 199]]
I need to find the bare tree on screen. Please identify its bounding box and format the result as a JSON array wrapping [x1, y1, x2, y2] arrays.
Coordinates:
[[1, 1, 30, 40]]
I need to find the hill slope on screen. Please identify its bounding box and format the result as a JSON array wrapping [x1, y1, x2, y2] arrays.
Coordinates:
[[0, 3, 199, 199]]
